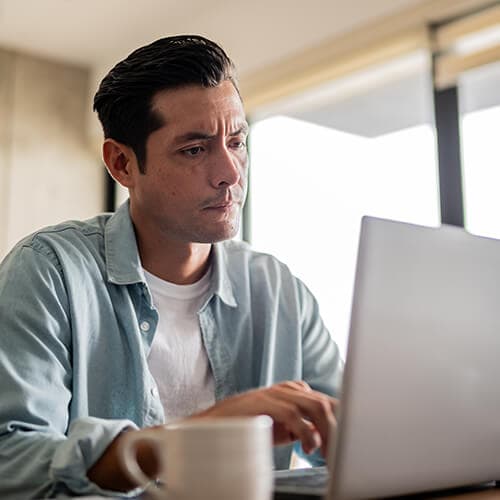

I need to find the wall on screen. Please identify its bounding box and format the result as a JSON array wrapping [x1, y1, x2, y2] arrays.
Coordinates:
[[0, 49, 104, 259]]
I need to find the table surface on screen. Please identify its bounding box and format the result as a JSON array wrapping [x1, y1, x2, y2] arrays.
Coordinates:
[[273, 482, 500, 500], [389, 484, 500, 500], [394, 484, 500, 500], [443, 490, 500, 500], [376, 483, 500, 500]]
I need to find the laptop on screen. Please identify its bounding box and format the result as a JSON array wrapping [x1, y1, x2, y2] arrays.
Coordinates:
[[274, 216, 500, 499]]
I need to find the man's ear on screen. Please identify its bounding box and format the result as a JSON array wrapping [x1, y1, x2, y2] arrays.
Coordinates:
[[102, 139, 139, 188]]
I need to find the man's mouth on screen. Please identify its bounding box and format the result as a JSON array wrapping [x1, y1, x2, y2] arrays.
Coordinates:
[[206, 201, 234, 209], [203, 193, 241, 210]]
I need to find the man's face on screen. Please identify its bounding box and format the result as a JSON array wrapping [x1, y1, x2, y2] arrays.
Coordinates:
[[129, 80, 249, 244]]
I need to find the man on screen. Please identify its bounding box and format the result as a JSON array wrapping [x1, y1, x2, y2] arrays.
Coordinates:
[[0, 35, 343, 498]]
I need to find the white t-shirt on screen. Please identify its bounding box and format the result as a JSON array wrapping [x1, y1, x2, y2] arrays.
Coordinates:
[[144, 268, 215, 422]]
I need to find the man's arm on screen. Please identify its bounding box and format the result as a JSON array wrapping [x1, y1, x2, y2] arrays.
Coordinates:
[[0, 243, 136, 498], [293, 276, 344, 465]]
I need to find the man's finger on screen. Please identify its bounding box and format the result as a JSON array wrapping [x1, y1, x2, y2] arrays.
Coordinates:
[[267, 386, 337, 456]]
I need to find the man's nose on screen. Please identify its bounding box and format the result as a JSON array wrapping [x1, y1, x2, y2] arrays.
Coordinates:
[[209, 146, 242, 188]]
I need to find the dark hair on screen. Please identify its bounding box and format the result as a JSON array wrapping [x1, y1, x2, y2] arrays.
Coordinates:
[[93, 35, 239, 173]]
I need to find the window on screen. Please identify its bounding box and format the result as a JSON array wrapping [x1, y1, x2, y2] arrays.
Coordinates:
[[459, 60, 500, 239], [249, 52, 440, 355]]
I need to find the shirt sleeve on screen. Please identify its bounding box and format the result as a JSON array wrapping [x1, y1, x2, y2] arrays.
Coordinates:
[[295, 276, 344, 466], [0, 242, 139, 498], [296, 277, 344, 396]]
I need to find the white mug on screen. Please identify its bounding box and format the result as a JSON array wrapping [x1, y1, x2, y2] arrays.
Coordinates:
[[118, 416, 274, 500]]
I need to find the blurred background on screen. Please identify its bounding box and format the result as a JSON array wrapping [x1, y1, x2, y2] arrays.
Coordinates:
[[0, 0, 499, 354]]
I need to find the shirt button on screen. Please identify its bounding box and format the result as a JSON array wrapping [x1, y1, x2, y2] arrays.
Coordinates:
[[151, 387, 159, 398], [140, 321, 150, 332]]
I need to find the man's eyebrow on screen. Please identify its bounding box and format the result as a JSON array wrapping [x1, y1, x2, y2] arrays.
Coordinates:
[[229, 123, 249, 136], [174, 123, 249, 143], [174, 131, 216, 143]]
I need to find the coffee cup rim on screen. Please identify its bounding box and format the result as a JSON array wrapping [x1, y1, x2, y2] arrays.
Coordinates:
[[164, 415, 273, 430]]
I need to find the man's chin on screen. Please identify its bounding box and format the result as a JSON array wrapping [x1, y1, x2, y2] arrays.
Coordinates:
[[195, 222, 240, 244]]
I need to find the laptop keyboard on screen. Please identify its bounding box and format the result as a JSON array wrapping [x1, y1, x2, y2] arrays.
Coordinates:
[[273, 466, 329, 493]]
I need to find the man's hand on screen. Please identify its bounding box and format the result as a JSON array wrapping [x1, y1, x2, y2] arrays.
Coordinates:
[[87, 425, 163, 492], [193, 381, 338, 457]]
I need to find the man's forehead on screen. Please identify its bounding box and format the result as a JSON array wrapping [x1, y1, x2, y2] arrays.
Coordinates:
[[151, 83, 247, 136], [152, 81, 243, 115]]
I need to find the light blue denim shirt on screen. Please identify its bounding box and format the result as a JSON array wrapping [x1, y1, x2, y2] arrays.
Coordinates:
[[0, 201, 343, 499]]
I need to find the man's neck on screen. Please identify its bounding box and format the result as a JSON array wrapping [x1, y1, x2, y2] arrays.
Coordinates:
[[134, 227, 212, 285]]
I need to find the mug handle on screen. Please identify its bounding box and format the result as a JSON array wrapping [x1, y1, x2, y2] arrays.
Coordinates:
[[117, 429, 167, 499]]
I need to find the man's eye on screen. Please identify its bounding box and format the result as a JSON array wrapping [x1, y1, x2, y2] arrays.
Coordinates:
[[183, 146, 204, 157], [230, 141, 247, 150]]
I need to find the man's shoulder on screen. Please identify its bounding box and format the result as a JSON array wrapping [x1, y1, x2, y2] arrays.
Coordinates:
[[11, 213, 112, 261], [24, 214, 109, 243]]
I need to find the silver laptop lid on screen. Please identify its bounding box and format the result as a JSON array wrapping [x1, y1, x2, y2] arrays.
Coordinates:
[[329, 216, 500, 499]]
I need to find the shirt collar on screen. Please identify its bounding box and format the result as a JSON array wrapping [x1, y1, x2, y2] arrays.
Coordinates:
[[104, 200, 145, 285], [104, 200, 238, 308], [207, 243, 237, 308]]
